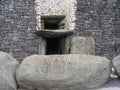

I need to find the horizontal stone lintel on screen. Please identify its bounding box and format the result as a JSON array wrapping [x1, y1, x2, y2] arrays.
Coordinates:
[[35, 29, 73, 38]]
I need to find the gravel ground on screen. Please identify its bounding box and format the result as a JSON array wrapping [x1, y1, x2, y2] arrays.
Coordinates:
[[18, 75, 120, 90]]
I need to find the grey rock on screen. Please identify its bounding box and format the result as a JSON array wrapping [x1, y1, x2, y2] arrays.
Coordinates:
[[35, 29, 73, 38], [112, 55, 120, 77], [38, 37, 47, 55], [61, 36, 71, 54], [0, 52, 19, 90], [70, 37, 95, 55], [16, 54, 111, 90]]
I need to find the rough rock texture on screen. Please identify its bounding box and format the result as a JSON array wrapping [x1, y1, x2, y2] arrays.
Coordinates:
[[112, 55, 120, 77], [35, 0, 76, 30], [62, 36, 71, 54], [75, 0, 120, 59], [0, 0, 40, 62], [0, 0, 120, 61], [0, 52, 19, 90], [16, 54, 111, 90], [35, 29, 73, 38], [17, 75, 120, 90], [0, 0, 76, 62], [70, 37, 95, 55]]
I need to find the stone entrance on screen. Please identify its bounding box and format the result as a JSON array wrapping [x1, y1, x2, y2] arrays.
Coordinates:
[[35, 29, 73, 55], [35, 15, 73, 55], [46, 37, 63, 55]]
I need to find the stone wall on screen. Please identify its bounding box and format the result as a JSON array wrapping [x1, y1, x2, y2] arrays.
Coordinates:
[[0, 0, 76, 62], [35, 0, 76, 30], [0, 0, 120, 61], [75, 0, 120, 59], [0, 0, 39, 62]]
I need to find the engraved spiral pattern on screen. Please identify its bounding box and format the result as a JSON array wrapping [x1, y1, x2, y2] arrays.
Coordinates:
[[36, 59, 51, 77]]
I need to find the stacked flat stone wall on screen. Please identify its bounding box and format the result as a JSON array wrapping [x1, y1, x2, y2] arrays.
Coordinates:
[[0, 0, 120, 61], [0, 0, 39, 62], [0, 0, 76, 62], [75, 0, 120, 59]]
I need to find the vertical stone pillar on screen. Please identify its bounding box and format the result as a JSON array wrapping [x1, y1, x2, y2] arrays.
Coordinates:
[[38, 37, 46, 55]]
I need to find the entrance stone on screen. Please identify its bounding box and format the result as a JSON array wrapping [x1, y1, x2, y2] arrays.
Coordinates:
[[16, 54, 111, 90]]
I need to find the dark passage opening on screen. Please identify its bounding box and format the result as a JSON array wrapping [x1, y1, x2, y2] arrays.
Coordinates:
[[41, 15, 65, 30], [46, 38, 62, 55], [40, 16, 66, 55], [44, 21, 58, 29]]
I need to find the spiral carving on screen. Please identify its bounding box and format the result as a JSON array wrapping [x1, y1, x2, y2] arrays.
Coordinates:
[[36, 60, 51, 77]]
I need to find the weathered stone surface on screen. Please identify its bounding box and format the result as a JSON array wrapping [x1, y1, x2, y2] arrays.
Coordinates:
[[0, 0, 119, 61], [75, 0, 120, 59], [70, 37, 95, 55], [38, 37, 47, 55], [0, 0, 120, 62], [112, 55, 120, 77], [0, 52, 19, 90], [61, 36, 71, 54], [16, 54, 111, 90], [35, 29, 73, 38]]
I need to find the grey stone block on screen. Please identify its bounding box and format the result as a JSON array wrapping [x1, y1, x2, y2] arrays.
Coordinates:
[[70, 37, 95, 55], [16, 54, 111, 90], [0, 52, 19, 90]]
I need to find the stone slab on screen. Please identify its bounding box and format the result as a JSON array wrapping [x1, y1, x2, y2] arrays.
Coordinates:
[[35, 29, 73, 38], [70, 37, 95, 55]]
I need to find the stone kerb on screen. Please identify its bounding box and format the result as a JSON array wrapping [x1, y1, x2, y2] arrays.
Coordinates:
[[0, 52, 19, 90], [16, 54, 111, 90], [112, 55, 120, 78]]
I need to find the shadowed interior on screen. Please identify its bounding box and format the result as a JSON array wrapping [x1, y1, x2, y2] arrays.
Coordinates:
[[46, 38, 62, 55]]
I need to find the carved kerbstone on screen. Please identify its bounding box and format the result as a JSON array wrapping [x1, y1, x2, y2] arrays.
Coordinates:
[[16, 54, 111, 90]]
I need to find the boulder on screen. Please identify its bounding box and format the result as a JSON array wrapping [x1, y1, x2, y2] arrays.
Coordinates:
[[112, 55, 120, 77], [70, 37, 95, 55], [16, 54, 111, 90], [0, 52, 19, 90]]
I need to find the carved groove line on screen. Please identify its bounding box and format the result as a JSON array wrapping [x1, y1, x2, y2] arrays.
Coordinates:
[[36, 60, 51, 77]]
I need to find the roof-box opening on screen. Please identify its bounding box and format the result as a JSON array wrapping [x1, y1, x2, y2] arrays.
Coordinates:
[[41, 15, 66, 30]]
